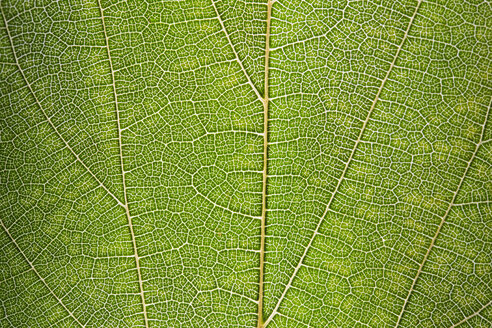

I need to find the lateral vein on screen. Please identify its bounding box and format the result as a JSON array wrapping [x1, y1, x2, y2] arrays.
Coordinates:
[[263, 1, 423, 325], [0, 220, 85, 327], [0, 6, 124, 209], [394, 98, 491, 327], [211, 0, 264, 102], [96, 2, 149, 327], [449, 300, 492, 328]]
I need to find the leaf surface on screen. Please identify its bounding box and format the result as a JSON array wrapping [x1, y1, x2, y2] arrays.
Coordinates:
[[0, 0, 490, 327]]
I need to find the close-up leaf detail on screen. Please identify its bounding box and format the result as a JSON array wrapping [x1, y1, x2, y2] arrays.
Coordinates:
[[0, 0, 491, 327]]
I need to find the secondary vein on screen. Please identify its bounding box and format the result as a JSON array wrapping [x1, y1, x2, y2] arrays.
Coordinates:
[[211, 0, 264, 102], [0, 5, 124, 209], [263, 1, 423, 325], [394, 98, 491, 327], [0, 219, 85, 327], [449, 300, 492, 328], [96, 2, 149, 327]]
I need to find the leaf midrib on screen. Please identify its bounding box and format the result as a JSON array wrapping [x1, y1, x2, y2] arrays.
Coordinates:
[[258, 1, 273, 327], [208, 0, 271, 326]]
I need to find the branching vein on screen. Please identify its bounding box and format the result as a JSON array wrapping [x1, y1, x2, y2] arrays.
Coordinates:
[[96, 1, 149, 327], [449, 300, 492, 328], [0, 6, 124, 209], [394, 98, 491, 327], [211, 0, 264, 102], [0, 220, 85, 327], [263, 1, 423, 325]]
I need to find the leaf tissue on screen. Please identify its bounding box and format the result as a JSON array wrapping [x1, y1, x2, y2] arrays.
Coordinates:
[[0, 0, 490, 327]]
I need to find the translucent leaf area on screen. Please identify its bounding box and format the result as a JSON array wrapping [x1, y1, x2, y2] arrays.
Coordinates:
[[0, 0, 490, 327]]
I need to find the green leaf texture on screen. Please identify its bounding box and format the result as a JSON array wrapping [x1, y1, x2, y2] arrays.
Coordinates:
[[0, 0, 490, 327]]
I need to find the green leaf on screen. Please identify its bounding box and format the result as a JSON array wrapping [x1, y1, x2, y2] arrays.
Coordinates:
[[0, 0, 490, 327]]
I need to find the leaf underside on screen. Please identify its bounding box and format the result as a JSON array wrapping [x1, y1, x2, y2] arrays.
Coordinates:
[[0, 0, 491, 327]]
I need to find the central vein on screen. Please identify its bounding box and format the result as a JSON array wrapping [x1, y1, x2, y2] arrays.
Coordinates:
[[258, 1, 273, 327]]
